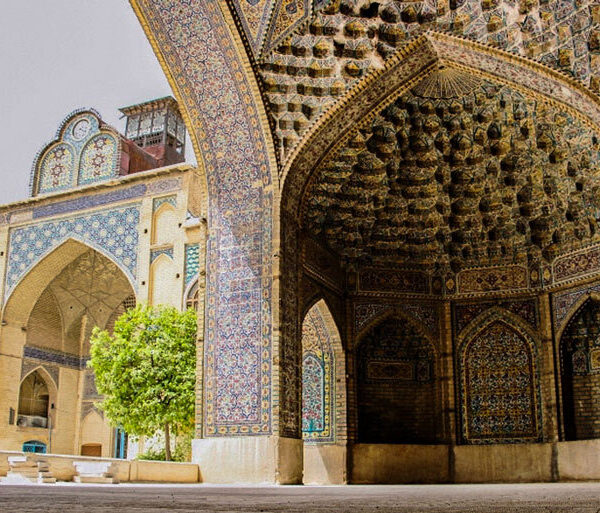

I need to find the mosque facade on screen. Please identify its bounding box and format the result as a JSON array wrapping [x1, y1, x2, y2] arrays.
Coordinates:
[[126, 0, 600, 484], [0, 97, 205, 458], [3, 0, 600, 484]]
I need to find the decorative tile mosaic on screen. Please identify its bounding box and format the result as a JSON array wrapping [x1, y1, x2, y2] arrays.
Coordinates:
[[5, 205, 140, 300], [552, 281, 600, 333], [136, 0, 276, 436], [354, 303, 393, 334], [302, 306, 334, 443], [553, 245, 600, 283], [38, 144, 75, 194], [32, 112, 120, 195], [23, 346, 86, 370], [457, 267, 529, 293], [152, 195, 177, 212], [145, 177, 182, 195], [229, 0, 274, 57], [150, 246, 174, 263], [263, 0, 312, 55], [454, 299, 539, 334], [358, 269, 429, 294], [458, 319, 541, 443], [32, 184, 147, 220], [185, 243, 200, 286], [78, 134, 119, 185]]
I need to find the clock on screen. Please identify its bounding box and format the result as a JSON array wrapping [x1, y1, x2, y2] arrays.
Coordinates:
[[72, 119, 91, 141]]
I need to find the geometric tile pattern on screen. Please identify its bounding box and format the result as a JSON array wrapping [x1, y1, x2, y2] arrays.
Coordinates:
[[459, 319, 541, 444], [454, 299, 539, 334], [38, 144, 75, 194], [79, 134, 119, 185], [5, 205, 140, 300], [302, 306, 334, 443]]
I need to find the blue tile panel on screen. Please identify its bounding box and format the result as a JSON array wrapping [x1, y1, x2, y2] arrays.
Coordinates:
[[5, 205, 140, 300], [150, 246, 174, 263], [24, 345, 88, 370], [185, 244, 200, 286]]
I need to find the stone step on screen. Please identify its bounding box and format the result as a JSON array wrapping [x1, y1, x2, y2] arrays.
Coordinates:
[[38, 477, 57, 484], [74, 475, 119, 484], [7, 470, 38, 478], [9, 462, 38, 469]]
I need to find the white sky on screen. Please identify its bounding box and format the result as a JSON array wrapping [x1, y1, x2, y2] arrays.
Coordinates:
[[0, 1, 192, 206]]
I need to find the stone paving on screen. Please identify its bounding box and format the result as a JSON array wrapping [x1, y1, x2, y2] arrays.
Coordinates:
[[1, 483, 600, 513]]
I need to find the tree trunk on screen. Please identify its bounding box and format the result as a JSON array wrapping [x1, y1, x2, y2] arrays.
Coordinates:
[[165, 422, 172, 461]]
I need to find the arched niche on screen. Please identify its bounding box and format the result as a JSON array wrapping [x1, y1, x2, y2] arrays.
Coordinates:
[[7, 241, 136, 359], [355, 315, 437, 444], [457, 311, 541, 444], [559, 297, 600, 441], [149, 253, 177, 306], [152, 203, 177, 246], [184, 279, 199, 311], [17, 368, 56, 429]]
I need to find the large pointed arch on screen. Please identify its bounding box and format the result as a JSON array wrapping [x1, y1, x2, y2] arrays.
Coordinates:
[[3, 238, 136, 326]]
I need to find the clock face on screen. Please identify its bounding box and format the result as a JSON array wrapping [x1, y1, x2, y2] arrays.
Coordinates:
[[72, 119, 91, 141]]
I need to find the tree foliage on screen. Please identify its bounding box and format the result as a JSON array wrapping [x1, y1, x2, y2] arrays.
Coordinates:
[[89, 304, 197, 460]]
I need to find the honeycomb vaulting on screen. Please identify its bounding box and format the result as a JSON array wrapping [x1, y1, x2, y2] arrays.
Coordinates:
[[303, 70, 600, 271], [260, 0, 600, 158]]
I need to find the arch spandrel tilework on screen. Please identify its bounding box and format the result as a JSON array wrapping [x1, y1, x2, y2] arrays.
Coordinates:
[[302, 305, 335, 443], [131, 0, 279, 437], [5, 205, 140, 301], [458, 315, 542, 444]]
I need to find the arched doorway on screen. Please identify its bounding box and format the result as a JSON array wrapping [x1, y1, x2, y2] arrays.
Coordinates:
[[560, 298, 600, 440], [356, 316, 437, 444], [301, 300, 346, 484]]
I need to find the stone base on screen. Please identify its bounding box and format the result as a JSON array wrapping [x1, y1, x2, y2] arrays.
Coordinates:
[[303, 444, 347, 485], [192, 436, 302, 484], [351, 444, 450, 484]]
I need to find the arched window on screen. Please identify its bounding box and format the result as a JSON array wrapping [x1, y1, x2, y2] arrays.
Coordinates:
[[186, 281, 199, 311], [17, 372, 50, 428]]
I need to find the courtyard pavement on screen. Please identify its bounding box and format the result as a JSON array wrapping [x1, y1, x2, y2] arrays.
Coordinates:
[[0, 482, 599, 512]]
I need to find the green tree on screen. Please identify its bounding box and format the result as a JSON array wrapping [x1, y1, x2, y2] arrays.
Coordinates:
[[88, 304, 196, 461]]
